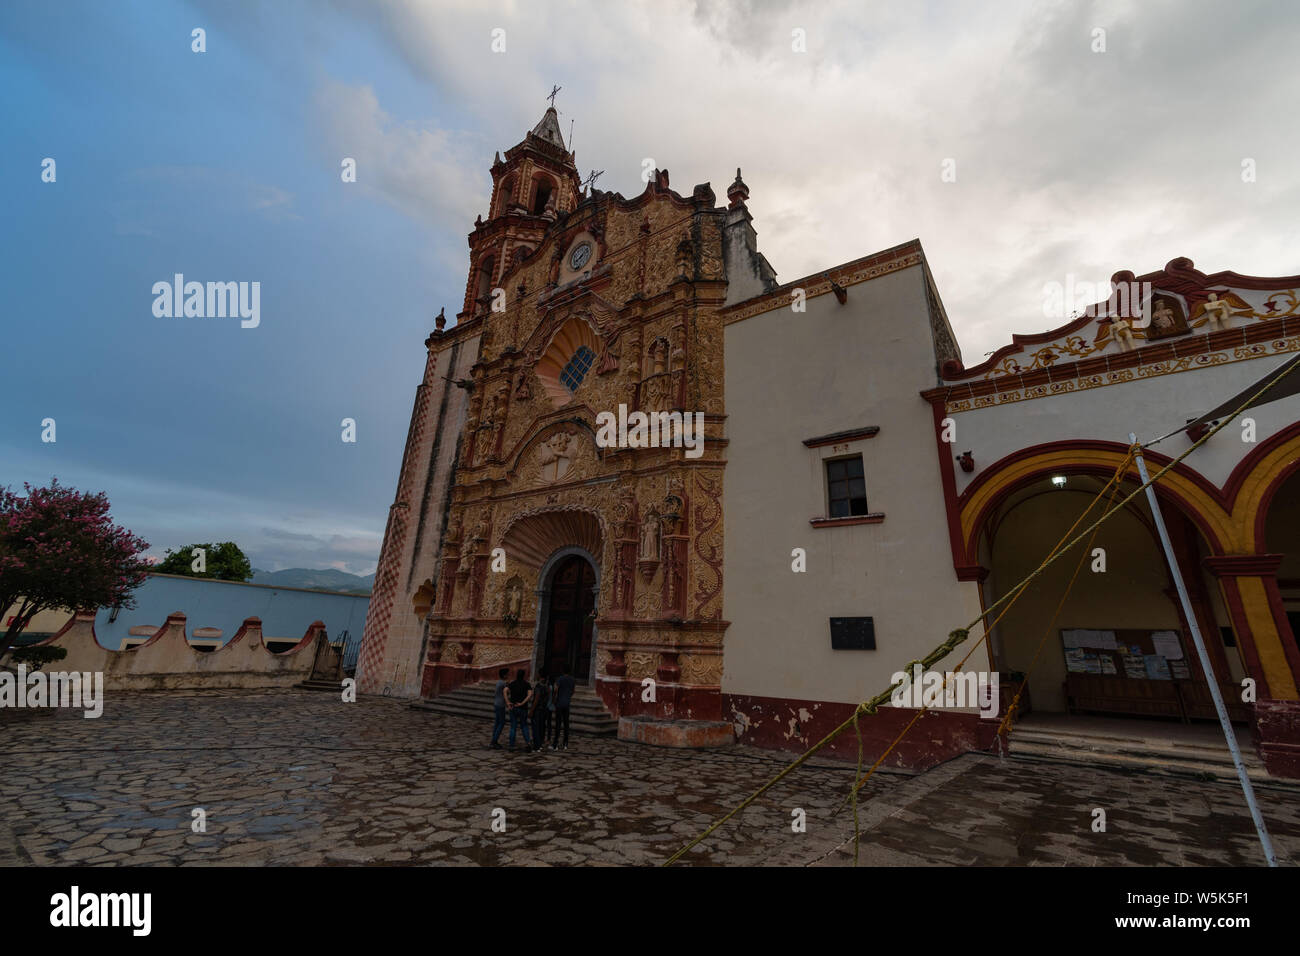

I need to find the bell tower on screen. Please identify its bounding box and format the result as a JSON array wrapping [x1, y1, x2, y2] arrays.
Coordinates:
[[460, 99, 583, 321]]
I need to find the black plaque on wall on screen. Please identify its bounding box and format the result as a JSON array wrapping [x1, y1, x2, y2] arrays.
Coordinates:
[[830, 617, 875, 650]]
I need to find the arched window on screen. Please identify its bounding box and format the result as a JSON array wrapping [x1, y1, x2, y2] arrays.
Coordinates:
[[559, 346, 595, 393], [495, 175, 517, 217], [475, 255, 495, 302], [532, 175, 555, 215]]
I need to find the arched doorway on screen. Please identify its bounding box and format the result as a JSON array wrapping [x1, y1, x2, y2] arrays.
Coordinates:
[[1263, 468, 1300, 655], [976, 469, 1244, 720], [537, 552, 597, 683]]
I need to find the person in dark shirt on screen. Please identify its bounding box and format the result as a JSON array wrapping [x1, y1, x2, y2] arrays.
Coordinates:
[[490, 667, 509, 749], [529, 671, 552, 753], [505, 668, 533, 750], [552, 667, 575, 751]]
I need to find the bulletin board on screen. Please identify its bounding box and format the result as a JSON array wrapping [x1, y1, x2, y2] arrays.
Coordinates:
[[1060, 628, 1192, 682]]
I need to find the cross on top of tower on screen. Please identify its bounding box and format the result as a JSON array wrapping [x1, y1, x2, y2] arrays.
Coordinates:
[[582, 169, 604, 192], [547, 84, 562, 108]]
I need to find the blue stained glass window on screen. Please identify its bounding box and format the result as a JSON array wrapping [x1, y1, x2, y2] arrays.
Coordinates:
[[560, 345, 595, 393]]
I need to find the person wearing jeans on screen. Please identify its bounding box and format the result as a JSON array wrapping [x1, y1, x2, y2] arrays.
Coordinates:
[[530, 673, 552, 753], [490, 668, 509, 749], [552, 666, 575, 751], [506, 668, 533, 750]]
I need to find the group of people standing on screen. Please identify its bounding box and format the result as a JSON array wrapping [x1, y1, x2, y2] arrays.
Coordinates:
[[490, 666, 575, 751]]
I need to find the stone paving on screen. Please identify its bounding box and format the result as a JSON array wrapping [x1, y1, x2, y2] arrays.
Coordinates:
[[1, 689, 1297, 866]]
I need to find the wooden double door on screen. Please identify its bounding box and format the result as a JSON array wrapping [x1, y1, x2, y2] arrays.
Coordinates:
[[540, 555, 595, 682]]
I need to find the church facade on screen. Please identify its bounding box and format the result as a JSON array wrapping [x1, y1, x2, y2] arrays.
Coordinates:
[[355, 105, 780, 726], [355, 105, 1300, 776]]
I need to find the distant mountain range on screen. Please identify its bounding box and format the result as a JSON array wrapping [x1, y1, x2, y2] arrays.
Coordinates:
[[250, 568, 374, 595]]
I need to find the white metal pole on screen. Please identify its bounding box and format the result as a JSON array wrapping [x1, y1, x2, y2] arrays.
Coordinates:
[[1128, 434, 1277, 867]]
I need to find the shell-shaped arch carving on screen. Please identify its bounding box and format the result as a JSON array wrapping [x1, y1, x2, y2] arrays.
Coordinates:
[[537, 316, 602, 406], [499, 506, 605, 572]]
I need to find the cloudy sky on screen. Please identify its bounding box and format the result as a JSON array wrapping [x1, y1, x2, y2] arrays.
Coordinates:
[[2, 0, 1296, 575]]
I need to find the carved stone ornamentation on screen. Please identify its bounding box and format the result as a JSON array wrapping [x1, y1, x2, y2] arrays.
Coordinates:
[[625, 651, 658, 681], [514, 371, 532, 401], [597, 329, 621, 375], [537, 430, 578, 482]]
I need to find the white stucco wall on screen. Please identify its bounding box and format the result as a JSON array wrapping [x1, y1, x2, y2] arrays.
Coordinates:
[[722, 265, 985, 705]]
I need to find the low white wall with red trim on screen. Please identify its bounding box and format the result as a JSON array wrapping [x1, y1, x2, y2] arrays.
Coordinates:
[[1, 612, 326, 690]]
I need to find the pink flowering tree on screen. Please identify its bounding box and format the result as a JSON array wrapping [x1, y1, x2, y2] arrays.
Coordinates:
[[0, 479, 151, 656]]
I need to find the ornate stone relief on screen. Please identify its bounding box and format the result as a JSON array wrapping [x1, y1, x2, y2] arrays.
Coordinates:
[[537, 430, 578, 482]]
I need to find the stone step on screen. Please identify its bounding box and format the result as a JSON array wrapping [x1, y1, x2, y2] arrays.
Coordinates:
[[1010, 728, 1267, 769], [1006, 734, 1298, 789], [411, 682, 618, 735], [296, 680, 345, 692], [424, 687, 612, 714]]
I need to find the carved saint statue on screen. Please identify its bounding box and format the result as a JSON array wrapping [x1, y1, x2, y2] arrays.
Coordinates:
[[503, 576, 524, 627], [614, 547, 634, 610], [1146, 296, 1189, 340], [650, 338, 668, 376], [1152, 299, 1176, 332], [640, 509, 661, 561]]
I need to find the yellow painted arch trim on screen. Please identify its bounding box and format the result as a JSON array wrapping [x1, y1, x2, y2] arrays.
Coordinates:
[[960, 447, 1236, 558], [1232, 432, 1300, 552]]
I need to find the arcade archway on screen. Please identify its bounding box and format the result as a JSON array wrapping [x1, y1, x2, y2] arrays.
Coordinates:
[[974, 467, 1245, 721]]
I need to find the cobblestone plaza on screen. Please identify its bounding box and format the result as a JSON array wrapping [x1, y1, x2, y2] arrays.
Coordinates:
[[2, 690, 1297, 867]]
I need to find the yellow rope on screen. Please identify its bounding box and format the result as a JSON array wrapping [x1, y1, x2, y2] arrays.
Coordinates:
[[851, 712, 862, 867], [664, 356, 1298, 866]]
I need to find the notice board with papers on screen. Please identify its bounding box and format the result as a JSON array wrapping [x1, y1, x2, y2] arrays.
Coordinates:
[[1060, 628, 1191, 681]]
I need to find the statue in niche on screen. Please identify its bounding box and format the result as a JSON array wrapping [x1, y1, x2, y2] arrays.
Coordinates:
[[649, 338, 668, 376], [473, 390, 504, 465], [675, 234, 694, 277], [537, 430, 578, 482], [489, 384, 509, 451], [640, 507, 661, 561], [613, 547, 634, 611], [614, 487, 637, 535], [502, 576, 524, 630], [459, 513, 488, 573], [514, 371, 532, 400], [666, 475, 685, 502], [1146, 296, 1190, 340], [469, 513, 489, 547]]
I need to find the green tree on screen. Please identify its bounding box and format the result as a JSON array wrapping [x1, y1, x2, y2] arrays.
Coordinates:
[[0, 479, 151, 655], [153, 542, 252, 582]]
